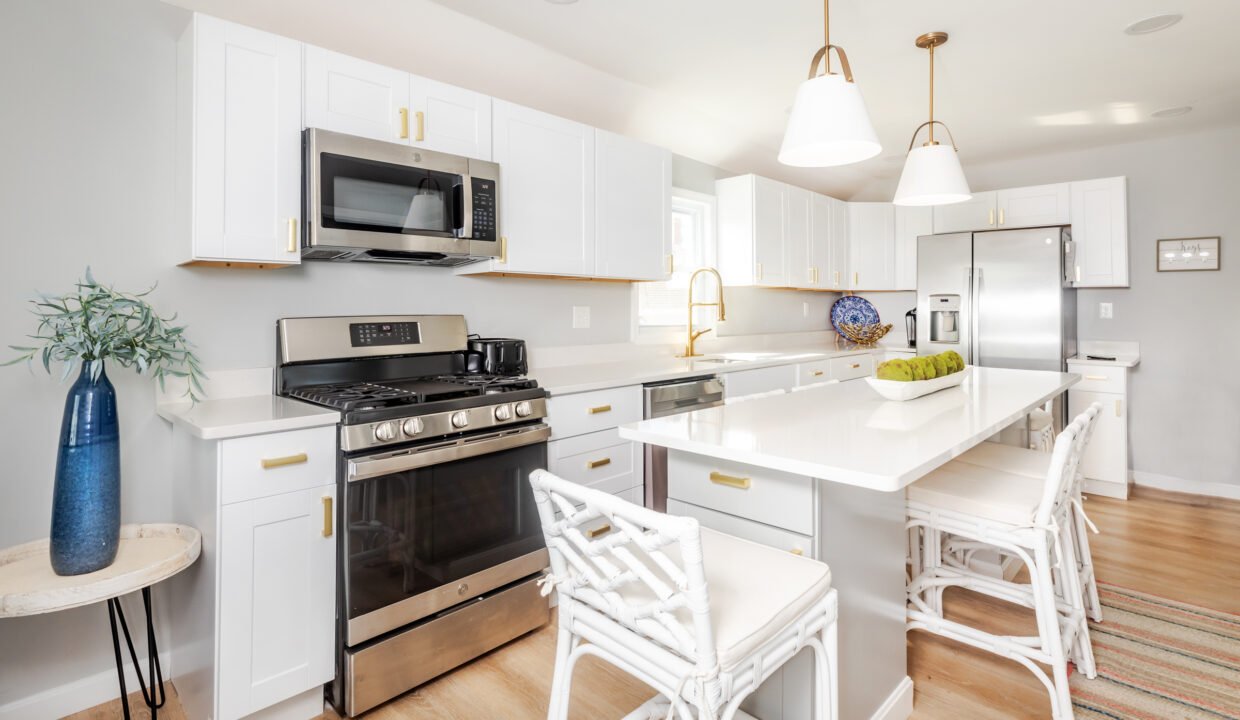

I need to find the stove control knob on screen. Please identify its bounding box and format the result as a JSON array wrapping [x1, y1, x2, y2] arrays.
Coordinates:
[[451, 411, 470, 429], [514, 401, 533, 418], [401, 418, 424, 437], [494, 404, 512, 422], [373, 422, 398, 442]]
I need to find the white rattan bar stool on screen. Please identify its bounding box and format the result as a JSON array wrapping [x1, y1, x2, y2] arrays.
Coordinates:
[[950, 403, 1104, 621], [530, 469, 839, 720], [906, 415, 1097, 720]]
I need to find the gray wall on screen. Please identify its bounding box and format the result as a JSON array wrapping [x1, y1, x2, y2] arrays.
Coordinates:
[[857, 125, 1240, 489]]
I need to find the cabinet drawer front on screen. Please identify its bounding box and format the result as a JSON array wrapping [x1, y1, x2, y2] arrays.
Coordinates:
[[1067, 364, 1125, 394], [667, 452, 813, 535], [221, 427, 337, 505], [797, 360, 832, 386], [723, 365, 797, 399], [830, 354, 874, 382], [546, 385, 642, 439], [667, 499, 814, 559], [548, 429, 639, 495]]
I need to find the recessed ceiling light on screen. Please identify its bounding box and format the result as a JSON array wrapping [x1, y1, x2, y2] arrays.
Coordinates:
[[1124, 13, 1182, 35], [1151, 105, 1193, 118]]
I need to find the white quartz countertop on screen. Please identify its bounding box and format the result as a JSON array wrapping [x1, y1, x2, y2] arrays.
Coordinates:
[[157, 395, 340, 440], [1067, 354, 1140, 368], [530, 345, 889, 396], [618, 367, 1078, 492]]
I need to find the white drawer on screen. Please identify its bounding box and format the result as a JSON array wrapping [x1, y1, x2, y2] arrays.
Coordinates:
[[613, 484, 644, 507], [221, 426, 336, 505], [796, 360, 832, 386], [723, 365, 797, 399], [830, 354, 874, 381], [667, 451, 814, 535], [548, 429, 640, 496], [668, 499, 814, 559], [547, 385, 642, 440], [1067, 363, 1125, 394]]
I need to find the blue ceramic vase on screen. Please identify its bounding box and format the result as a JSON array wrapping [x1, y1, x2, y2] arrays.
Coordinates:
[[49, 364, 121, 575]]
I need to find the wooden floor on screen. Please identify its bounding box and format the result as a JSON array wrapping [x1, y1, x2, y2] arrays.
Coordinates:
[[71, 487, 1240, 720]]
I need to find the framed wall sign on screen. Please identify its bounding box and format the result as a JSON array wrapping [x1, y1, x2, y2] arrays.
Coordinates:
[[1157, 237, 1220, 272]]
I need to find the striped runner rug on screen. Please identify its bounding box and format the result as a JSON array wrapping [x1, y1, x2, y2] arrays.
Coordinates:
[[1071, 582, 1240, 719]]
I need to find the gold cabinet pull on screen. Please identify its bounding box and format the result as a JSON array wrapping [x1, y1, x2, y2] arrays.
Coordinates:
[[287, 218, 297, 253], [790, 548, 804, 556], [1115, 399, 1123, 417], [998, 208, 1006, 225], [322, 495, 333, 537], [1075, 265, 1082, 283], [811, 370, 825, 377], [261, 453, 308, 470], [709, 471, 751, 490], [989, 208, 995, 226], [853, 271, 859, 287], [667, 254, 675, 274], [499, 236, 508, 264], [588, 405, 612, 415], [834, 270, 841, 287], [850, 363, 861, 369], [586, 457, 612, 470], [399, 107, 410, 139], [1084, 374, 1108, 381], [415, 110, 425, 141], [586, 523, 611, 539], [756, 262, 763, 281]]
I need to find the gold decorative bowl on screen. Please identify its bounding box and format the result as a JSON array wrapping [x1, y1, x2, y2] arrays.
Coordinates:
[[837, 322, 892, 347]]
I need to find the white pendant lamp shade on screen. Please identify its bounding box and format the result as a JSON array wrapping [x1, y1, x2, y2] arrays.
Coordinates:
[[779, 73, 882, 167], [893, 143, 971, 206]]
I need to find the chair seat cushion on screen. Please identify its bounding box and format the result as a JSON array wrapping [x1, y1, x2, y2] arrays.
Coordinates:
[[956, 441, 1050, 480], [907, 461, 1045, 525]]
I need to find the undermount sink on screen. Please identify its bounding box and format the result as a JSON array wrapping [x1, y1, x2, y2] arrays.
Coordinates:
[[690, 357, 743, 365]]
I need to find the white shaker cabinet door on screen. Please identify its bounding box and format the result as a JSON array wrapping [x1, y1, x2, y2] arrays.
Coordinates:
[[753, 176, 789, 287], [894, 205, 932, 291], [409, 74, 492, 160], [1069, 390, 1129, 490], [218, 484, 336, 720], [491, 100, 595, 276], [826, 196, 850, 291], [847, 202, 896, 290], [594, 129, 671, 280], [933, 191, 997, 234], [304, 45, 410, 143], [997, 183, 1070, 228], [1070, 177, 1129, 287], [784, 186, 813, 289], [184, 14, 302, 265]]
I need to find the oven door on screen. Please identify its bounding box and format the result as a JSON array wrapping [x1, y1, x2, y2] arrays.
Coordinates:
[[342, 424, 550, 646]]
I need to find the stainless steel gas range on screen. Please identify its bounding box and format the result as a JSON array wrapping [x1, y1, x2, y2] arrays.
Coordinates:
[[275, 315, 550, 717]]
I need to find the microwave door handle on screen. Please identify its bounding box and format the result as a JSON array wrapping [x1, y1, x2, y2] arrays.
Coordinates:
[[457, 176, 473, 239]]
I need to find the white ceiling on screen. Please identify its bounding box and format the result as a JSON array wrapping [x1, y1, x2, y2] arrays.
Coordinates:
[[169, 0, 1240, 198]]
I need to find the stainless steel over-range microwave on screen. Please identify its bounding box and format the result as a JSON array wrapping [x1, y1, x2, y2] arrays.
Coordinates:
[[302, 128, 500, 266]]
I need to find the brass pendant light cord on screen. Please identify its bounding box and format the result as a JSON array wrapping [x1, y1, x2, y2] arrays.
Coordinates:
[[823, 0, 831, 74], [928, 42, 935, 143]]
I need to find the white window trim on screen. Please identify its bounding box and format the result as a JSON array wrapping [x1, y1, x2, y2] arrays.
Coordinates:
[[631, 187, 718, 345]]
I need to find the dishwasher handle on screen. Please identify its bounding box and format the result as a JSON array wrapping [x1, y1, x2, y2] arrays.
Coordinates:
[[643, 377, 725, 419]]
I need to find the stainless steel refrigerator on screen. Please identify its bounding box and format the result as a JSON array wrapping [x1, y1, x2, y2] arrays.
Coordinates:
[[916, 227, 1077, 433]]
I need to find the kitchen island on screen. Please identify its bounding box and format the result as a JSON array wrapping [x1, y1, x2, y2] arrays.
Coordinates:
[[618, 366, 1078, 720]]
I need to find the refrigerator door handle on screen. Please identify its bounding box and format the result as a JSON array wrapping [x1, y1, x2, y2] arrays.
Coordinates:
[[971, 266, 982, 366]]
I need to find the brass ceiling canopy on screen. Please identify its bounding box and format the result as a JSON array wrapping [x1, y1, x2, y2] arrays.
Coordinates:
[[915, 32, 949, 50]]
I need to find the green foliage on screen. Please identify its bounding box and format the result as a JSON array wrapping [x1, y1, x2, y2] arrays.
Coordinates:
[[3, 268, 206, 401]]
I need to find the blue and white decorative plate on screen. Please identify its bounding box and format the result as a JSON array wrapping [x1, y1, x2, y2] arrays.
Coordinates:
[[830, 296, 880, 335]]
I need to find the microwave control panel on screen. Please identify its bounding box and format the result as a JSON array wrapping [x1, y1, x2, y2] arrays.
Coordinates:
[[350, 322, 421, 348], [470, 179, 497, 241]]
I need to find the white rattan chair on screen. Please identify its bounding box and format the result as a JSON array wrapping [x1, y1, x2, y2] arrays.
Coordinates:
[[530, 469, 839, 720], [905, 410, 1099, 720]]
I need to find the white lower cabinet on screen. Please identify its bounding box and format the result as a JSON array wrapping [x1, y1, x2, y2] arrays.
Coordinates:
[[1067, 362, 1130, 499], [170, 425, 337, 720], [546, 387, 644, 504], [721, 365, 797, 399]]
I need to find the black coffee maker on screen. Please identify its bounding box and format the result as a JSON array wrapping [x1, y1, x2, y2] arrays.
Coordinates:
[[905, 309, 917, 349], [466, 338, 528, 376]]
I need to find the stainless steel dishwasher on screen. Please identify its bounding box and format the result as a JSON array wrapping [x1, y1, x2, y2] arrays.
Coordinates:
[[642, 375, 725, 511]]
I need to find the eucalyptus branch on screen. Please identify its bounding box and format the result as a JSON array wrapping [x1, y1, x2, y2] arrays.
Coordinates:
[[3, 267, 207, 402]]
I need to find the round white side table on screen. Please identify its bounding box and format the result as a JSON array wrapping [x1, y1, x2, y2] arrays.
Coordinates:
[[0, 523, 201, 720]]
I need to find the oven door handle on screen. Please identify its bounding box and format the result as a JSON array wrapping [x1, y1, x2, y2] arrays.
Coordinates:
[[347, 424, 550, 482]]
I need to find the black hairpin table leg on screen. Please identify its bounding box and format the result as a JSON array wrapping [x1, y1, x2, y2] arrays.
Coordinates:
[[106, 587, 166, 720]]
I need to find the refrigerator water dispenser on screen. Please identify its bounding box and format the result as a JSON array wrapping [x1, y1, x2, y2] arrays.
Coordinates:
[[929, 294, 961, 343]]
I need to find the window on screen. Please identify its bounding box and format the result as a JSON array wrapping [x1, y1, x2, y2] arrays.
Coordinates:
[[635, 189, 717, 335]]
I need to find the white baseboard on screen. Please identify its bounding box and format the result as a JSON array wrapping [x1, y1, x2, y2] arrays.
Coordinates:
[[1084, 478, 1129, 500], [1131, 470, 1240, 501], [870, 675, 915, 720], [0, 650, 170, 720]]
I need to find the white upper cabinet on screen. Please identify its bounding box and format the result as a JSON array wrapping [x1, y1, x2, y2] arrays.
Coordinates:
[[303, 46, 409, 144], [825, 196, 850, 291], [997, 183, 1070, 228], [594, 129, 671, 281], [894, 205, 932, 291], [487, 99, 595, 276], [304, 46, 492, 160], [847, 202, 896, 290], [178, 14, 303, 267], [932, 191, 998, 234], [408, 75, 491, 160], [1070, 177, 1129, 287], [717, 174, 788, 287], [784, 186, 812, 289]]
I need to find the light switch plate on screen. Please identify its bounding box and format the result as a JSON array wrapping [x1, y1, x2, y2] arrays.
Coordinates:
[[802, 302, 809, 317], [572, 306, 591, 329], [1099, 302, 1113, 319]]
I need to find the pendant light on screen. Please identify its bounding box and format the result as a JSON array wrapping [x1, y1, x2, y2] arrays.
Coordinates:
[[893, 32, 972, 206], [778, 0, 881, 167]]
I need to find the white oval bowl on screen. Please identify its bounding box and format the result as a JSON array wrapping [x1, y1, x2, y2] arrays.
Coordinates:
[[865, 366, 971, 401]]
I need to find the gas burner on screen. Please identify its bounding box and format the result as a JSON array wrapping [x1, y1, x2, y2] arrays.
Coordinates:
[[288, 382, 421, 412], [289, 376, 541, 413]]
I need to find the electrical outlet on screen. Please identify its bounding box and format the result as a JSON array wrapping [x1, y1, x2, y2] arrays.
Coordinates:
[[572, 306, 591, 329], [1099, 302, 1113, 319], [802, 302, 809, 317]]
